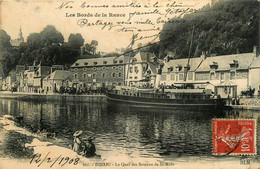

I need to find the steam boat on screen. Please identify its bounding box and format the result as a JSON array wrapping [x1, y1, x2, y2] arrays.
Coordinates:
[[106, 86, 226, 110]]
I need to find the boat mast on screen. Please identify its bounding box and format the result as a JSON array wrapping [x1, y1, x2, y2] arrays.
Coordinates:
[[126, 33, 135, 86], [184, 25, 195, 82]]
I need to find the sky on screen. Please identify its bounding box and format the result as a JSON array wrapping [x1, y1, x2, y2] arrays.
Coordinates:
[[1, 0, 211, 53]]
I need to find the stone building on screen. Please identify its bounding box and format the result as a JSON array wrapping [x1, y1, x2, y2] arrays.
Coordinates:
[[160, 48, 258, 98], [195, 52, 255, 98], [43, 70, 72, 93], [160, 54, 204, 86], [125, 52, 162, 87], [70, 56, 129, 89]]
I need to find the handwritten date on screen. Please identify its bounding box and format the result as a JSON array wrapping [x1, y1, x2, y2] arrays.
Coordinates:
[[30, 152, 80, 168]]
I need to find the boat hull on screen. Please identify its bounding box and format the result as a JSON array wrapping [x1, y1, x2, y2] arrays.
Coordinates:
[[106, 92, 226, 111]]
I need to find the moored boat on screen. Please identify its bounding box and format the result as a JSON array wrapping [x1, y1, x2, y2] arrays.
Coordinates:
[[106, 86, 226, 110]]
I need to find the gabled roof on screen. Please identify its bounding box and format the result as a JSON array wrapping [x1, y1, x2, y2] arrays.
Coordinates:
[[250, 56, 260, 69], [71, 55, 128, 68], [131, 52, 157, 63], [45, 70, 71, 80], [196, 53, 255, 72], [162, 57, 202, 73]]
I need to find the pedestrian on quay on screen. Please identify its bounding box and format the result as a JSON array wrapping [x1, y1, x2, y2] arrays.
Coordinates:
[[73, 130, 83, 154]]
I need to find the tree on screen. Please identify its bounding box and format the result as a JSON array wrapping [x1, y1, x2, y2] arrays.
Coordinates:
[[27, 33, 41, 47], [84, 40, 98, 55], [68, 33, 84, 49], [159, 0, 259, 58], [0, 30, 12, 50], [40, 25, 64, 46]]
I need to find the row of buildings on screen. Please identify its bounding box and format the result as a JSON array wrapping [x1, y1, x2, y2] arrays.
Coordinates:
[[1, 47, 260, 97]]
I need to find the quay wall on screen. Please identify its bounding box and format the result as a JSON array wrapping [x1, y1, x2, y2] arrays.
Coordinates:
[[227, 97, 260, 111], [0, 92, 106, 102]]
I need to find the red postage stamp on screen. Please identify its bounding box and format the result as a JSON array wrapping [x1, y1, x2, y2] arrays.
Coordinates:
[[212, 119, 256, 155]]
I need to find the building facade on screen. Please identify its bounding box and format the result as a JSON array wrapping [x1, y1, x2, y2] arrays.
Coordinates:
[[70, 56, 129, 89], [160, 48, 259, 98], [125, 52, 162, 87], [43, 70, 72, 93]]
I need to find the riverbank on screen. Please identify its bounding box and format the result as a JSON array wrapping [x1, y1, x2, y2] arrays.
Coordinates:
[[1, 115, 259, 169], [0, 91, 106, 102]]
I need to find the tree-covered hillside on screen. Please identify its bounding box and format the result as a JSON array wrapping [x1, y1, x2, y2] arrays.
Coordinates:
[[159, 0, 259, 58]]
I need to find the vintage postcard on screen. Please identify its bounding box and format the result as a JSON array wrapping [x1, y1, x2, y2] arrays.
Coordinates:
[[0, 0, 259, 169]]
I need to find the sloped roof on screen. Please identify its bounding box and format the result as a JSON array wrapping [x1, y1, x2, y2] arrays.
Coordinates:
[[46, 70, 71, 80], [71, 55, 129, 68], [250, 56, 260, 69], [196, 53, 255, 72], [148, 63, 158, 75], [162, 57, 202, 73], [131, 52, 157, 63]]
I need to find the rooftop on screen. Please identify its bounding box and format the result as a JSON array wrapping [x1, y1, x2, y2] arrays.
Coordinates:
[[196, 53, 255, 72], [162, 57, 202, 73], [71, 55, 129, 68]]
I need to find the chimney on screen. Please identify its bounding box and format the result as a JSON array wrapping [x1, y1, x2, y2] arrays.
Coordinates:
[[200, 51, 207, 61]]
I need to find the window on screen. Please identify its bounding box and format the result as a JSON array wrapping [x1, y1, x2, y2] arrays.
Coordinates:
[[210, 72, 215, 80], [103, 61, 107, 64], [119, 60, 123, 63], [168, 67, 173, 73], [118, 66, 122, 69], [93, 67, 96, 71], [94, 62, 98, 65], [220, 73, 224, 80], [102, 67, 106, 70], [130, 76, 133, 79], [83, 74, 87, 79], [134, 66, 138, 73], [118, 73, 122, 77], [113, 61, 117, 64], [75, 63, 79, 66], [230, 72, 235, 80], [171, 73, 175, 80], [74, 74, 78, 79], [112, 66, 116, 69], [74, 68, 78, 71], [84, 62, 88, 66], [130, 67, 133, 73], [134, 76, 138, 79], [179, 74, 184, 80], [188, 72, 193, 80], [92, 73, 96, 79], [83, 68, 87, 71], [112, 73, 116, 78], [102, 73, 106, 78]]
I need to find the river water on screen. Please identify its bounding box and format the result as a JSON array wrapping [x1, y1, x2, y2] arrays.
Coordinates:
[[0, 98, 259, 162]]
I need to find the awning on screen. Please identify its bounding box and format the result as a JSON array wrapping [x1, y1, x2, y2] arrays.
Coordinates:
[[165, 89, 204, 93]]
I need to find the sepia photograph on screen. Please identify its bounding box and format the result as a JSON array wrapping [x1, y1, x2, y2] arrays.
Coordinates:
[[0, 0, 259, 168]]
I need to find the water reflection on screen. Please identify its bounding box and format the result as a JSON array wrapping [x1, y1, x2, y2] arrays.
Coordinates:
[[0, 99, 259, 160]]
